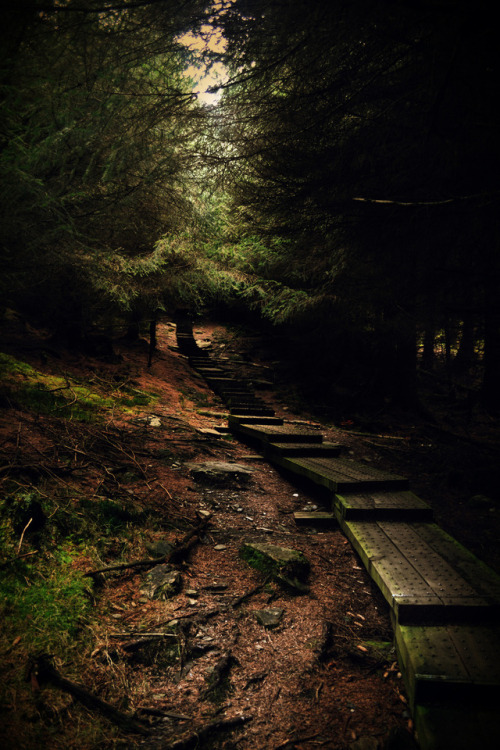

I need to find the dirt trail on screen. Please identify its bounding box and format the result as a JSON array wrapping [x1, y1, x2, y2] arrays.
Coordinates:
[[123, 323, 412, 748], [0, 321, 420, 749]]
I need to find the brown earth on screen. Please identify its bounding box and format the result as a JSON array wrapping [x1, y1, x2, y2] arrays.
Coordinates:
[[1, 318, 498, 750]]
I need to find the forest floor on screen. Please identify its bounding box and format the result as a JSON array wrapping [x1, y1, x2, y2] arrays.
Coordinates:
[[1, 319, 498, 750]]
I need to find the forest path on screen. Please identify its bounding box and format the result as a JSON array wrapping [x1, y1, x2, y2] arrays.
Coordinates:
[[176, 319, 500, 750]]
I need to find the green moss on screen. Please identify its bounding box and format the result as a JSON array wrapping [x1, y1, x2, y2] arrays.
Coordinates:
[[0, 545, 93, 652], [239, 542, 310, 592], [0, 352, 157, 421]]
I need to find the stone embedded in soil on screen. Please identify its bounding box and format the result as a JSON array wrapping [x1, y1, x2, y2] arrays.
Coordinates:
[[349, 738, 380, 750], [141, 564, 182, 600], [185, 460, 253, 485], [239, 542, 310, 593], [254, 607, 284, 628], [145, 540, 176, 558]]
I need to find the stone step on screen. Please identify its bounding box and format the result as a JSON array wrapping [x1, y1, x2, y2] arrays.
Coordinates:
[[270, 456, 408, 492], [342, 520, 500, 624], [334, 490, 433, 522]]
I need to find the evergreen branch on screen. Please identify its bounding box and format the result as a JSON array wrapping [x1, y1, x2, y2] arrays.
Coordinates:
[[353, 190, 500, 207]]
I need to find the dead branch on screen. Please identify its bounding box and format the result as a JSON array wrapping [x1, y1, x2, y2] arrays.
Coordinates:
[[201, 652, 239, 698], [136, 706, 191, 721], [314, 621, 333, 663], [27, 654, 149, 736], [0, 550, 38, 570], [17, 517, 33, 554], [230, 577, 271, 609], [165, 714, 252, 750], [84, 514, 212, 577]]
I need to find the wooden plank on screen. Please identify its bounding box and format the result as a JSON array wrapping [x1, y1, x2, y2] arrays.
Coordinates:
[[334, 490, 433, 521], [230, 408, 276, 416], [411, 522, 500, 605], [230, 420, 323, 444], [395, 622, 500, 709], [229, 415, 284, 426], [293, 511, 336, 527], [379, 522, 500, 615], [343, 521, 496, 622], [414, 702, 500, 750], [267, 441, 342, 457], [273, 456, 408, 492]]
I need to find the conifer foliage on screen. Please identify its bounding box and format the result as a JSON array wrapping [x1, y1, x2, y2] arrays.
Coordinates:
[[0, 0, 211, 339], [210, 0, 500, 409]]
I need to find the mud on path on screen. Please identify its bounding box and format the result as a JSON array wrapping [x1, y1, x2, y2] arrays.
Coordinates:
[[1, 321, 419, 749]]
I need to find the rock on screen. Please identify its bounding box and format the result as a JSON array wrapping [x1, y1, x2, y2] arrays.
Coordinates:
[[254, 607, 284, 628], [383, 727, 419, 750], [350, 738, 379, 750], [468, 494, 494, 509], [239, 542, 310, 593], [141, 564, 182, 600], [186, 461, 253, 486], [145, 540, 176, 558]]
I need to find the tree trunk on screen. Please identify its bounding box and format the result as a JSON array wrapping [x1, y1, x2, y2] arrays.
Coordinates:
[[422, 321, 435, 371], [392, 315, 418, 408], [481, 294, 500, 413], [453, 314, 476, 374]]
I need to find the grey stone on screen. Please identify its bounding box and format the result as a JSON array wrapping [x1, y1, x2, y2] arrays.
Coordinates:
[[350, 739, 379, 750], [185, 461, 253, 486], [141, 564, 182, 600], [145, 540, 176, 558], [468, 494, 494, 509], [239, 542, 310, 593], [254, 607, 284, 628]]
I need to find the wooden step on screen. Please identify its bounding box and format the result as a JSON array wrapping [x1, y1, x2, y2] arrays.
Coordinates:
[[413, 701, 500, 750], [395, 622, 500, 709], [342, 520, 500, 624], [271, 456, 408, 492], [230, 407, 276, 416], [225, 397, 264, 405], [334, 490, 433, 522], [205, 378, 248, 390], [293, 511, 336, 527], [197, 367, 228, 376], [229, 419, 323, 444], [267, 441, 342, 457], [228, 415, 284, 426]]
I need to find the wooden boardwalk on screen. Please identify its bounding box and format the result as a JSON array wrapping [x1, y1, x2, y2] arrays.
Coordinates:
[[177, 321, 500, 750]]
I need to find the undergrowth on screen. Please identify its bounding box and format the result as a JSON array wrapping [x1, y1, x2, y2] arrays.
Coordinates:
[[0, 352, 157, 421], [0, 351, 169, 749]]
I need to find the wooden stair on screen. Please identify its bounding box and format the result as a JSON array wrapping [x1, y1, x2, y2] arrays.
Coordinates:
[[177, 321, 500, 750]]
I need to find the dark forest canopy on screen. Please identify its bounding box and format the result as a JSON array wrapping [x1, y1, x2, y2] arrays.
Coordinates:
[[1, 0, 499, 410], [207, 0, 500, 410]]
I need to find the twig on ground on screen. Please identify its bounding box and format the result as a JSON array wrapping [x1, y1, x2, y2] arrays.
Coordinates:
[[17, 517, 33, 554], [84, 514, 212, 577], [164, 714, 252, 749], [230, 576, 271, 609], [27, 654, 150, 736]]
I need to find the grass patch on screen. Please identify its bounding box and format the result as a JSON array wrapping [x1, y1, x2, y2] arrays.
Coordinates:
[[0, 352, 157, 421], [0, 545, 93, 653]]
